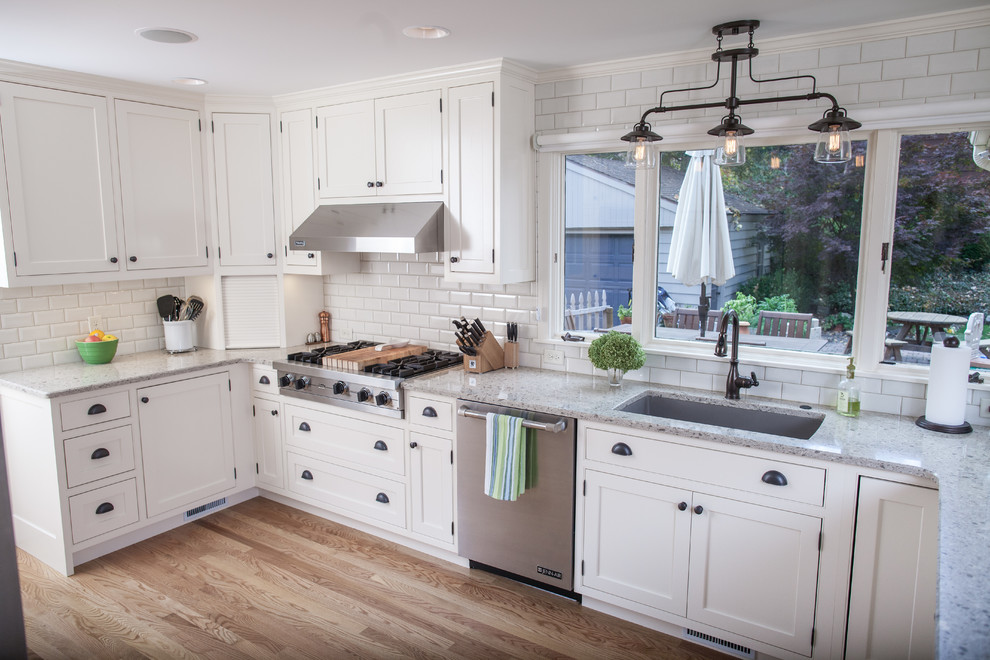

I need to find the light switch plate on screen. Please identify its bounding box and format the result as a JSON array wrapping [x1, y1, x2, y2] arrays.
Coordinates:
[[336, 328, 353, 341], [543, 349, 564, 366], [87, 315, 102, 333]]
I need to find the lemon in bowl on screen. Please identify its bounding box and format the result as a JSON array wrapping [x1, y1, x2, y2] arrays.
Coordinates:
[[76, 332, 119, 364]]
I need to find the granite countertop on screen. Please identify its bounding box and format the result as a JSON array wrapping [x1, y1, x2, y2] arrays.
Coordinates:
[[0, 351, 986, 657]]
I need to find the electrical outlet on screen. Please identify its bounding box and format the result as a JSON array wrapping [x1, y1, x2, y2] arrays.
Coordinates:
[[336, 328, 353, 341], [543, 349, 564, 366], [88, 315, 102, 333], [979, 396, 990, 419]]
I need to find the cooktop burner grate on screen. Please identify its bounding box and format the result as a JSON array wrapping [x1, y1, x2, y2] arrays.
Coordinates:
[[286, 340, 380, 364], [363, 349, 463, 377]]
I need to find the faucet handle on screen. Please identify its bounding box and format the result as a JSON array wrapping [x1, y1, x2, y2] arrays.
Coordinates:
[[714, 334, 727, 357], [750, 371, 759, 386]]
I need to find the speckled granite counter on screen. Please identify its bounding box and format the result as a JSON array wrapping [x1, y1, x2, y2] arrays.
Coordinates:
[[1, 352, 987, 658], [403, 367, 990, 660]]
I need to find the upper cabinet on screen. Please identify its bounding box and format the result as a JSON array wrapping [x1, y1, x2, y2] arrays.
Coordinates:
[[211, 112, 277, 268], [316, 89, 442, 200], [445, 75, 535, 284], [115, 100, 208, 270], [0, 83, 119, 277]]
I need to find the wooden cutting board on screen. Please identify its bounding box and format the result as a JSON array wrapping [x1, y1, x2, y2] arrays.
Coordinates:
[[325, 344, 428, 370]]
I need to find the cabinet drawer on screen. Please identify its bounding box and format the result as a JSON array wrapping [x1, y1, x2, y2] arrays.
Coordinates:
[[252, 365, 278, 395], [286, 452, 406, 528], [407, 394, 454, 433], [586, 428, 825, 507], [63, 426, 135, 488], [60, 391, 130, 432], [284, 404, 404, 475], [68, 478, 140, 544]]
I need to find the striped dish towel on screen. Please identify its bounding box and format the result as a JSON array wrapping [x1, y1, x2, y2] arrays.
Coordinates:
[[484, 413, 535, 501]]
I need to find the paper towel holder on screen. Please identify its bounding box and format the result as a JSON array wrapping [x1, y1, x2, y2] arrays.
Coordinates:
[[915, 416, 972, 434]]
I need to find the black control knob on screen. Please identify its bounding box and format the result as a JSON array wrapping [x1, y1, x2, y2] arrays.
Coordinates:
[[279, 374, 295, 388], [357, 388, 372, 403], [332, 381, 348, 395], [375, 391, 391, 406], [294, 376, 310, 390]]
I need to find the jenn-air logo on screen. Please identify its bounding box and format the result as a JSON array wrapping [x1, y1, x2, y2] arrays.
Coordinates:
[[537, 566, 562, 580]]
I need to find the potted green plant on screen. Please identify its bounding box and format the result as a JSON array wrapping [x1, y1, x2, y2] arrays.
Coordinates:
[[588, 331, 646, 386], [721, 292, 757, 333], [617, 301, 632, 325]]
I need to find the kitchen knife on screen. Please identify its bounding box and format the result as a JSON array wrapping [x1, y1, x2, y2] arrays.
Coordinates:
[[473, 318, 487, 334]]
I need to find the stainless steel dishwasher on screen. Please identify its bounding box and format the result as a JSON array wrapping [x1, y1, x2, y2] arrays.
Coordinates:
[[456, 400, 578, 597]]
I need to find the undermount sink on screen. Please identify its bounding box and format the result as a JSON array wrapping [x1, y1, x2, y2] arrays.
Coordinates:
[[616, 392, 825, 440]]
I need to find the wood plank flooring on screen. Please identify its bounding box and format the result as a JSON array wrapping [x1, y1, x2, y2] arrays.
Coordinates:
[[18, 498, 727, 659]]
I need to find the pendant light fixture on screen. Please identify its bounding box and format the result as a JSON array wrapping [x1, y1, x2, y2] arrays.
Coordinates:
[[622, 20, 861, 169]]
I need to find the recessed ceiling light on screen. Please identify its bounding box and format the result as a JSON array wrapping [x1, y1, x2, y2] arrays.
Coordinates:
[[136, 27, 198, 44], [402, 25, 451, 40], [172, 77, 208, 86]]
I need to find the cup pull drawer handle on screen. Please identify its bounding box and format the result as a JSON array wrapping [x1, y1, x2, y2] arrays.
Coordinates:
[[301, 470, 313, 480], [375, 492, 390, 504], [611, 442, 633, 456], [95, 502, 114, 515], [422, 406, 438, 418], [299, 422, 311, 432], [90, 448, 110, 460], [761, 470, 788, 486], [373, 440, 388, 451], [259, 375, 270, 385], [87, 404, 107, 415]]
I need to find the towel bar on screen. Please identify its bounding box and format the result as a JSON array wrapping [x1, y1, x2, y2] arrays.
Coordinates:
[[457, 406, 568, 433]]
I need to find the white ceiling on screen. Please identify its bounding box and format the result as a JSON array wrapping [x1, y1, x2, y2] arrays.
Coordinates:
[[0, 0, 984, 96]]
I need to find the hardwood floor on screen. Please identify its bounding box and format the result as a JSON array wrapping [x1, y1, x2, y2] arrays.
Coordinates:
[[18, 498, 727, 659]]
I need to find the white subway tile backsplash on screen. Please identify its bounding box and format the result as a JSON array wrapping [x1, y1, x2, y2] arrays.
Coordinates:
[[819, 44, 861, 67], [862, 38, 906, 62], [766, 366, 803, 384], [950, 69, 990, 94], [955, 26, 990, 51], [582, 109, 611, 126], [929, 50, 979, 75], [568, 93, 596, 112], [906, 31, 955, 57], [881, 379, 926, 398], [802, 371, 841, 388], [555, 79, 583, 96], [781, 383, 821, 405], [681, 371, 714, 391], [780, 49, 820, 71], [901, 397, 927, 418], [665, 356, 698, 372], [859, 80, 904, 102], [839, 61, 882, 84], [582, 76, 611, 94], [903, 74, 952, 98], [882, 56, 930, 80], [861, 392, 902, 415], [611, 71, 642, 90]]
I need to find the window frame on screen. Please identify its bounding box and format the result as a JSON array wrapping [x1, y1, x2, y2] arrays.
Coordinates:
[[536, 103, 990, 381]]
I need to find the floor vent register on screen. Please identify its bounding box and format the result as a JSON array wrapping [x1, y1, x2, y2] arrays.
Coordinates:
[[183, 497, 228, 521], [685, 628, 754, 658]]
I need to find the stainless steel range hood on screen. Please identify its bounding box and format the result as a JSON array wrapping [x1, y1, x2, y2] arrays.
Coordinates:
[[289, 202, 443, 253]]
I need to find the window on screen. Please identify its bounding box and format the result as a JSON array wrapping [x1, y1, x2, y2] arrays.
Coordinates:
[[561, 152, 633, 332], [884, 131, 990, 365], [654, 142, 867, 356]]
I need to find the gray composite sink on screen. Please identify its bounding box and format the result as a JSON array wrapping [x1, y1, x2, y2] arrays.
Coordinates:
[[616, 392, 825, 439]]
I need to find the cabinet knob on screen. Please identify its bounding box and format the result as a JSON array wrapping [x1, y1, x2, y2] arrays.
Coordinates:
[[375, 492, 390, 504], [299, 422, 311, 432], [375, 181, 383, 187], [259, 375, 270, 385], [90, 447, 111, 460], [307, 253, 315, 259], [409, 441, 418, 449], [422, 406, 438, 418], [110, 257, 118, 264], [373, 440, 388, 451], [140, 397, 149, 403], [301, 470, 313, 480], [129, 256, 137, 262], [450, 256, 459, 263], [677, 501, 687, 511], [270, 409, 278, 416], [694, 505, 704, 515], [367, 181, 375, 188], [267, 252, 274, 259], [95, 502, 115, 515], [611, 442, 633, 456], [87, 403, 107, 415], [761, 470, 788, 486]]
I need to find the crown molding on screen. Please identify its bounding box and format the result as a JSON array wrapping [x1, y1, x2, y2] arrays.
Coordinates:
[[535, 6, 990, 84]]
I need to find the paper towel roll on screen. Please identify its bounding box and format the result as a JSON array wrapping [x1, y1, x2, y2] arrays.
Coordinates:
[[925, 343, 970, 426]]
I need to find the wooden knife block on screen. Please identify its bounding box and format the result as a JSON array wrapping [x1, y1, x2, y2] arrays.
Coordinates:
[[464, 331, 504, 373]]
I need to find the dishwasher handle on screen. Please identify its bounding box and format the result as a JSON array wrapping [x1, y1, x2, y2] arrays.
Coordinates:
[[457, 406, 568, 434]]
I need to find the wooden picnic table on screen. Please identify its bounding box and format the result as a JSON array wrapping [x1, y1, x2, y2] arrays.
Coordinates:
[[886, 311, 968, 345], [654, 327, 829, 352]]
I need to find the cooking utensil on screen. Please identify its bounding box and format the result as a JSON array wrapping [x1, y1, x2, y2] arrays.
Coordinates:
[[157, 295, 175, 321], [376, 340, 410, 351], [182, 296, 205, 321], [172, 296, 183, 321]]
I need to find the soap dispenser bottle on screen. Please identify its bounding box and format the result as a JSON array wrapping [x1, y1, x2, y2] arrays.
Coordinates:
[[837, 357, 860, 417]]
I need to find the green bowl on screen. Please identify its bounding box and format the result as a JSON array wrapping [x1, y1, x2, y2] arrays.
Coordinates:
[[76, 339, 118, 364]]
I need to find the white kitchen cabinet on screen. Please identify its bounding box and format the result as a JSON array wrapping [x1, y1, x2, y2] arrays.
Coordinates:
[[212, 112, 277, 267], [316, 89, 442, 199], [408, 431, 454, 545], [115, 99, 208, 270], [0, 82, 120, 277], [138, 372, 235, 518], [252, 396, 284, 491], [445, 76, 535, 284], [845, 477, 937, 660]]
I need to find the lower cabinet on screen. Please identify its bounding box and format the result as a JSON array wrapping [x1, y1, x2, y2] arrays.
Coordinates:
[[408, 431, 454, 544], [845, 477, 938, 660], [252, 396, 284, 490], [138, 372, 236, 518]]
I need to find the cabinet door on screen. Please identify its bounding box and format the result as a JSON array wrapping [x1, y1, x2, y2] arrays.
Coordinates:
[[115, 100, 208, 270], [317, 100, 376, 199], [252, 397, 283, 490], [375, 90, 442, 195], [138, 373, 235, 518], [582, 470, 691, 615], [279, 108, 320, 269], [408, 431, 453, 545], [686, 494, 821, 656], [213, 113, 276, 267], [846, 478, 937, 660], [447, 82, 495, 275], [0, 83, 119, 275]]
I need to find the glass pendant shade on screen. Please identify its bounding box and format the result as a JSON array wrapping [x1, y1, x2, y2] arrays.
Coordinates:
[[814, 124, 852, 163], [714, 131, 746, 166], [624, 137, 658, 169]]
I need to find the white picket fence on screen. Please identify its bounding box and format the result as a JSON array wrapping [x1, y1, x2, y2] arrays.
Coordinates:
[[564, 290, 614, 331]]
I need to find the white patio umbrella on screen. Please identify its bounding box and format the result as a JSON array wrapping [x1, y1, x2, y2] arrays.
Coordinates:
[[667, 150, 735, 336]]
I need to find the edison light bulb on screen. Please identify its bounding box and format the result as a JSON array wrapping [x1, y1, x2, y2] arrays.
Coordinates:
[[827, 126, 842, 154], [724, 132, 738, 156]]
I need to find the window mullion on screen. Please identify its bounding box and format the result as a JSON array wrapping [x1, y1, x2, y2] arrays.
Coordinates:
[[632, 164, 659, 342]]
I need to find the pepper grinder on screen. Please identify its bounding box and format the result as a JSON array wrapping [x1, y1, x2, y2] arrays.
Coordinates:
[[319, 311, 331, 343]]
